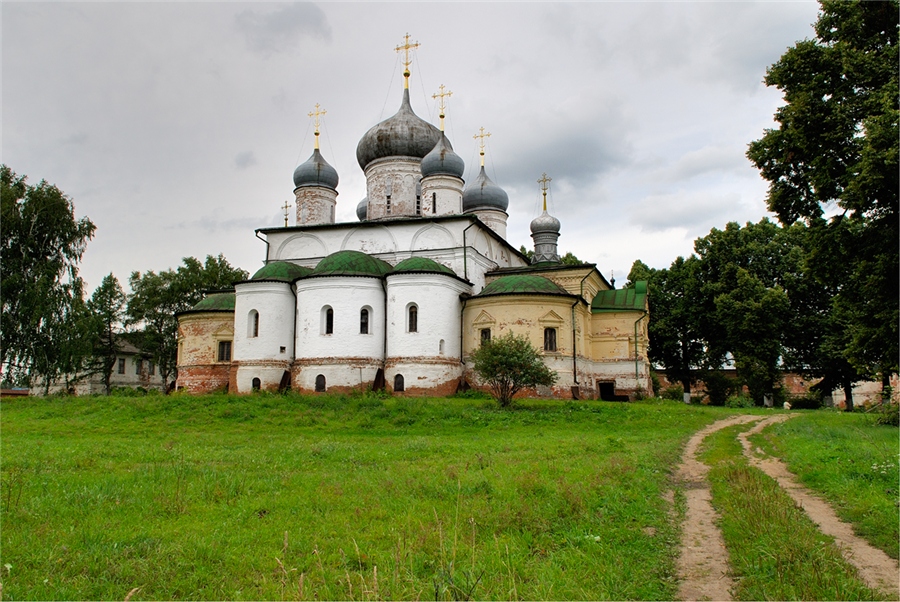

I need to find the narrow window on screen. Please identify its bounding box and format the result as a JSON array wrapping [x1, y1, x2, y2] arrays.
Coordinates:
[[360, 308, 369, 334], [148, 361, 155, 376], [118, 358, 126, 374], [248, 310, 259, 338], [439, 339, 445, 355], [218, 341, 232, 362], [252, 377, 261, 391], [315, 374, 326, 392], [415, 196, 422, 216], [408, 305, 418, 333], [544, 328, 557, 352], [480, 328, 491, 344], [325, 307, 334, 334], [432, 192, 437, 214], [135, 358, 143, 375], [386, 176, 392, 215], [386, 196, 392, 215], [394, 374, 405, 392]]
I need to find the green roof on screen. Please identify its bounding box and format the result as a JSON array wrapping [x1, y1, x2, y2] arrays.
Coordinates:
[[312, 250, 393, 277], [251, 261, 312, 282], [592, 280, 648, 312], [391, 256, 456, 276], [477, 274, 571, 297], [191, 292, 236, 311]]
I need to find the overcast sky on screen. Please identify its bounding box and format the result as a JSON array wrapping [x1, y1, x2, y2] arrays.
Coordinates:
[[2, 1, 822, 292]]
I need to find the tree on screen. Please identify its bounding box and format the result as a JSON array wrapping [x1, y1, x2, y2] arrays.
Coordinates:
[[747, 0, 899, 404], [469, 332, 557, 407], [86, 274, 127, 396], [0, 165, 96, 387], [126, 255, 248, 389]]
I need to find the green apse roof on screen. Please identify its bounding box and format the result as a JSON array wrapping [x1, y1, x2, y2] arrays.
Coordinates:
[[592, 280, 648, 312], [251, 261, 312, 282], [391, 256, 456, 276], [312, 250, 393, 277], [190, 292, 236, 311], [477, 274, 571, 297]]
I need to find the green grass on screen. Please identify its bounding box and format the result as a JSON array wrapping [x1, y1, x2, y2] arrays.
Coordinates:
[[1, 392, 728, 600], [750, 410, 899, 560], [700, 424, 888, 601]]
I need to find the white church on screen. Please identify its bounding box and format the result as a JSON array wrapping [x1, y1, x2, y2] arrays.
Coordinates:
[[176, 38, 651, 400]]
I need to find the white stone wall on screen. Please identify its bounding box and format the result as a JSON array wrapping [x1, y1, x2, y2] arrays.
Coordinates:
[[468, 208, 508, 239], [234, 281, 296, 362], [294, 186, 337, 226], [420, 174, 463, 216], [364, 157, 422, 220], [294, 276, 385, 361]]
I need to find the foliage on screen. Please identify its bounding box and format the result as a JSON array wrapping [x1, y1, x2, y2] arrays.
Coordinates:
[[0, 165, 96, 387], [469, 332, 557, 407], [127, 255, 248, 388], [517, 245, 582, 265], [703, 370, 741, 406], [872, 401, 899, 427], [788, 391, 824, 410], [725, 395, 755, 409], [661, 384, 684, 402], [747, 0, 899, 385], [86, 274, 128, 395]]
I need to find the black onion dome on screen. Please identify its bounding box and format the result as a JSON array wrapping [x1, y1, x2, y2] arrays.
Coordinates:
[[356, 197, 368, 221], [356, 88, 441, 170], [293, 148, 339, 190], [530, 210, 561, 234], [462, 166, 509, 212], [421, 133, 465, 178]]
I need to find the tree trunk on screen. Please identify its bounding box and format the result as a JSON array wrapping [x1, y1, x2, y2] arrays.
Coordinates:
[[843, 379, 854, 412]]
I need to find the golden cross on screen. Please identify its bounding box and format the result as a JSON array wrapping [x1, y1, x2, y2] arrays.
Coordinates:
[[395, 33, 420, 88], [308, 103, 326, 149], [538, 173, 552, 211], [473, 127, 491, 167], [432, 85, 453, 131], [282, 201, 292, 227]]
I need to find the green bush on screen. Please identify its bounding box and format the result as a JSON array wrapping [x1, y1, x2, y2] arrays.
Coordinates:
[[789, 391, 823, 410], [726, 394, 754, 409], [704, 370, 740, 406], [649, 372, 661, 397], [662, 384, 684, 401], [873, 401, 899, 427]]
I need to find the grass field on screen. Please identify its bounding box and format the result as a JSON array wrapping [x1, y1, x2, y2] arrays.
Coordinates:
[[1, 393, 896, 600]]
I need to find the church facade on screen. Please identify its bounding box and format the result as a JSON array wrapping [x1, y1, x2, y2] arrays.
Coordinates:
[[176, 48, 651, 400]]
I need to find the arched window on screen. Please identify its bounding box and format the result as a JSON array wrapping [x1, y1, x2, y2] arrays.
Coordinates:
[[439, 339, 445, 355], [407, 304, 418, 333], [360, 308, 370, 334], [394, 374, 405, 392], [480, 328, 491, 344], [322, 306, 334, 335], [248, 310, 259, 338], [544, 327, 557, 352], [315, 374, 326, 392], [252, 377, 261, 391]]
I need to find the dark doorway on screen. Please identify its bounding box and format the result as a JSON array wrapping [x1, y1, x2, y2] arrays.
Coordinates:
[[252, 377, 261, 391], [393, 374, 405, 392], [315, 374, 326, 392], [598, 381, 628, 401]]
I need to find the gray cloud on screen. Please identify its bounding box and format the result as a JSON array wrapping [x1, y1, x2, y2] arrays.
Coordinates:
[[235, 3, 331, 55], [234, 151, 257, 169], [629, 191, 743, 234]]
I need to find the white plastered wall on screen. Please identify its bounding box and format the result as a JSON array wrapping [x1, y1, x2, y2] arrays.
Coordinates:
[[233, 280, 296, 392]]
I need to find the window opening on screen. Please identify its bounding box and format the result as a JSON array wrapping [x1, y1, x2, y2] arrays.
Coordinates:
[[408, 305, 418, 333], [544, 328, 557, 352], [394, 374, 405, 392], [315, 374, 326, 392], [480, 328, 491, 344], [135, 359, 143, 375], [360, 308, 369, 334], [432, 192, 437, 214], [218, 341, 232, 362], [118, 358, 125, 374], [252, 377, 261, 391], [324, 307, 334, 335], [249, 310, 259, 338]]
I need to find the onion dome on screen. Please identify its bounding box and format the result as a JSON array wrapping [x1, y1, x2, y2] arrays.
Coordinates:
[[391, 256, 456, 276], [421, 133, 464, 178], [251, 261, 312, 282], [293, 148, 339, 190], [311, 250, 393, 277], [190, 292, 236, 311], [356, 198, 368, 221], [476, 275, 570, 297], [530, 210, 561, 235], [356, 88, 441, 170], [462, 166, 509, 212]]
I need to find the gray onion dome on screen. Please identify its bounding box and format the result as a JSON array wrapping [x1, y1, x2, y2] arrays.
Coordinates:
[[462, 166, 509, 212], [356, 197, 368, 221], [530, 210, 561, 234], [356, 89, 441, 170], [421, 133, 464, 178], [293, 148, 339, 190]]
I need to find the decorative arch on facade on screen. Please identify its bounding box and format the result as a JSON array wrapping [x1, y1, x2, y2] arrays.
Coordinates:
[[410, 223, 454, 251], [340, 225, 398, 255], [275, 233, 327, 260]]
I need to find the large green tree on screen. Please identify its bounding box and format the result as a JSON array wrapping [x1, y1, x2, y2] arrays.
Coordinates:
[[747, 0, 899, 396], [87, 274, 127, 396], [127, 255, 248, 389], [0, 165, 96, 387]]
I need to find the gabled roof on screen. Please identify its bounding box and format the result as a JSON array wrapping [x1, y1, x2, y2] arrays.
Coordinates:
[[591, 281, 648, 312]]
